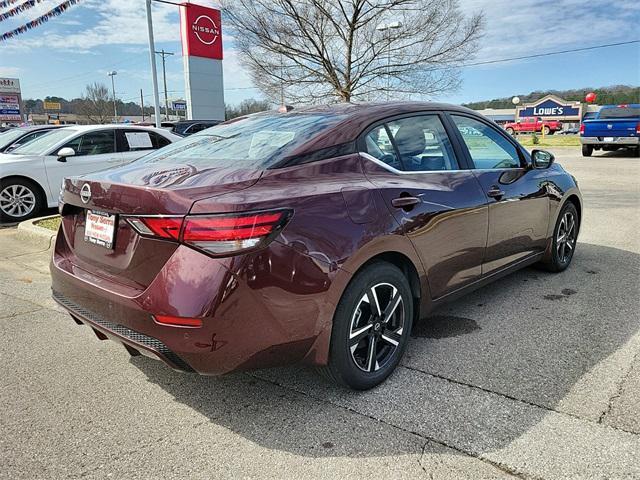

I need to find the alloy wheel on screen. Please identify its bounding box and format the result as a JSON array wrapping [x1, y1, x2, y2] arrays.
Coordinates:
[[556, 211, 576, 264], [349, 282, 405, 372], [0, 184, 36, 219]]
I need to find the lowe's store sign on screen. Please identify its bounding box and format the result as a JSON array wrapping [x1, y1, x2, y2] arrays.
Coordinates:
[[518, 95, 582, 121]]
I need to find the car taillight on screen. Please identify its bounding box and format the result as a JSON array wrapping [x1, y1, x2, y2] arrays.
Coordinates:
[[126, 209, 292, 255], [636, 122, 640, 135], [182, 210, 292, 255], [579, 124, 585, 136], [127, 216, 182, 240]]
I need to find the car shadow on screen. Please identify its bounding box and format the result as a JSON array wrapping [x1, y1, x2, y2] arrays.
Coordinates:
[[131, 242, 639, 458]]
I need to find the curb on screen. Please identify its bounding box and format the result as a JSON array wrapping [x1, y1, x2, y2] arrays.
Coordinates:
[[16, 214, 58, 249]]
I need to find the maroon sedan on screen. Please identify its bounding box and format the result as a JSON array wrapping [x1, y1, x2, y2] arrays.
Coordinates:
[[51, 103, 582, 390]]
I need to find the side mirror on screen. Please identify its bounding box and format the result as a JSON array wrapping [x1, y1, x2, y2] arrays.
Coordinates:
[[56, 147, 76, 162], [531, 149, 554, 169]]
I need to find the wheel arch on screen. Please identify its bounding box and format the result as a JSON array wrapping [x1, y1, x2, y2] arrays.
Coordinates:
[[0, 174, 48, 216], [1, 174, 47, 199], [354, 251, 422, 318], [565, 194, 582, 223]]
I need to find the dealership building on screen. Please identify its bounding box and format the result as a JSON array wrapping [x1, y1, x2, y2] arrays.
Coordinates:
[[475, 94, 601, 128]]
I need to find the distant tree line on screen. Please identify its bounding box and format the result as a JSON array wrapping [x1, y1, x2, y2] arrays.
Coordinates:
[[463, 85, 640, 110], [23, 82, 271, 123]]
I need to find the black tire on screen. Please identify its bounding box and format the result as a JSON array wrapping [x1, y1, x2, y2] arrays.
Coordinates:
[[541, 202, 579, 273], [0, 178, 44, 223], [543, 126, 550, 135], [505, 127, 515, 135], [582, 144, 593, 157], [319, 262, 413, 390]]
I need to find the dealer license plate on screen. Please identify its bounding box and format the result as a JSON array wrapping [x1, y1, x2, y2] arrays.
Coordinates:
[[84, 210, 116, 249]]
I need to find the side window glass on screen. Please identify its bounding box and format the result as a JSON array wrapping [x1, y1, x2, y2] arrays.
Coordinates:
[[149, 132, 171, 149], [18, 131, 47, 145], [451, 115, 521, 169], [387, 115, 458, 171], [64, 131, 115, 156], [122, 130, 154, 152], [364, 125, 402, 170]]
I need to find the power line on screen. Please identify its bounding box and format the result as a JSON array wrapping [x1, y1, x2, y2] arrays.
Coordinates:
[[458, 40, 640, 69]]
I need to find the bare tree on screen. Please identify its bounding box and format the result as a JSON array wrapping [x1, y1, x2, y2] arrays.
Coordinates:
[[225, 98, 272, 120], [222, 0, 483, 103], [76, 83, 113, 124]]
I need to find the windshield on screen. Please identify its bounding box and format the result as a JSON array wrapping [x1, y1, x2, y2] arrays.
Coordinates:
[[598, 106, 640, 119], [138, 112, 346, 169], [10, 128, 78, 155]]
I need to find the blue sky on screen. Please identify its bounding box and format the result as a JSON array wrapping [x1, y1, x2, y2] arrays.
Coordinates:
[[1, 0, 639, 107]]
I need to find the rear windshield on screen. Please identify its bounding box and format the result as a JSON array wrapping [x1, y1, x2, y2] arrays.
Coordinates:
[[598, 106, 640, 119], [137, 112, 346, 169]]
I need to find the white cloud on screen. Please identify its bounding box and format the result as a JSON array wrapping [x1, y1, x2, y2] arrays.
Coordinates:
[[460, 0, 640, 64]]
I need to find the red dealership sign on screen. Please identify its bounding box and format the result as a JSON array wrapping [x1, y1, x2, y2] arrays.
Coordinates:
[[180, 3, 223, 60]]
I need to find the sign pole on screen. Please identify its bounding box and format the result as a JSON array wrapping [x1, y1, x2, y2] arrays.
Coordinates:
[[140, 89, 145, 121], [145, 0, 162, 128]]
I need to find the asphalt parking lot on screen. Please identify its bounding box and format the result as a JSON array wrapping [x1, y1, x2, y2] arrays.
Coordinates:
[[1, 147, 639, 479]]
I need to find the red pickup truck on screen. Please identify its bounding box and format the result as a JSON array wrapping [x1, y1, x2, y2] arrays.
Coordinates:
[[504, 117, 562, 135]]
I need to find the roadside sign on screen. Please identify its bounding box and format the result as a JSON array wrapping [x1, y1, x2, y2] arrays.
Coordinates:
[[173, 101, 187, 110], [44, 101, 62, 111], [0, 77, 21, 121]]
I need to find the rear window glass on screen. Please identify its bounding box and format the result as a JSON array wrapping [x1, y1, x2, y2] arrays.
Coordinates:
[[598, 107, 640, 119], [137, 113, 345, 169]]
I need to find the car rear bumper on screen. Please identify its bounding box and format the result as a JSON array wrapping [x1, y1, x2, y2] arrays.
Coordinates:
[[52, 291, 196, 372], [580, 136, 639, 146], [50, 229, 342, 375]]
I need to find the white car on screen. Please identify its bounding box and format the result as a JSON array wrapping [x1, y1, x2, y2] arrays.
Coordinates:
[[0, 125, 182, 221]]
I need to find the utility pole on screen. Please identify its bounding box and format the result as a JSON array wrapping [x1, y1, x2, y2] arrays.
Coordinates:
[[107, 71, 118, 121], [140, 89, 145, 122], [155, 49, 174, 121], [145, 0, 161, 128]]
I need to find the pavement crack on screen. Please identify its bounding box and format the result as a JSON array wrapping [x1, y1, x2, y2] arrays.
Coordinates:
[[401, 364, 640, 437], [598, 349, 640, 425], [247, 372, 530, 479]]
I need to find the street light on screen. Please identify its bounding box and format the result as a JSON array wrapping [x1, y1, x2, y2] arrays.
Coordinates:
[[376, 21, 402, 101], [512, 96, 521, 123], [107, 71, 118, 122]]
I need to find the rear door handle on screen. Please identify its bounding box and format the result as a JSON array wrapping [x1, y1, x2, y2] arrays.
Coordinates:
[[486, 187, 505, 199], [392, 196, 420, 209]]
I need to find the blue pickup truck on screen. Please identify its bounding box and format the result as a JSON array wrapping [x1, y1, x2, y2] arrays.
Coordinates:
[[580, 104, 640, 157]]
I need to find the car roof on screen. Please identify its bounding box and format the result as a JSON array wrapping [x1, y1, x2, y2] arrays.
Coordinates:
[[15, 125, 65, 132], [61, 124, 171, 132], [257, 101, 479, 158]]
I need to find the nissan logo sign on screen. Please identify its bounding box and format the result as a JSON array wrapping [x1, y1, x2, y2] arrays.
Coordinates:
[[80, 184, 92, 204], [192, 15, 219, 45]]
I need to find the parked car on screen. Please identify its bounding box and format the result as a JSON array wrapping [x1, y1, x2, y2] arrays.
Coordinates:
[[0, 125, 181, 221], [559, 127, 580, 135], [580, 104, 640, 157], [172, 120, 222, 136], [51, 103, 582, 390], [504, 117, 562, 135], [0, 124, 65, 153]]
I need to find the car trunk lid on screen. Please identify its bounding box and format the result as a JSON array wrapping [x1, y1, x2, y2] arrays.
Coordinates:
[[58, 163, 263, 290]]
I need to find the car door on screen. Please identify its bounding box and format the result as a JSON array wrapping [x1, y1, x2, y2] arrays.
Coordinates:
[[360, 113, 488, 300], [448, 114, 550, 274], [517, 117, 532, 132], [43, 129, 120, 197], [117, 129, 172, 164]]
